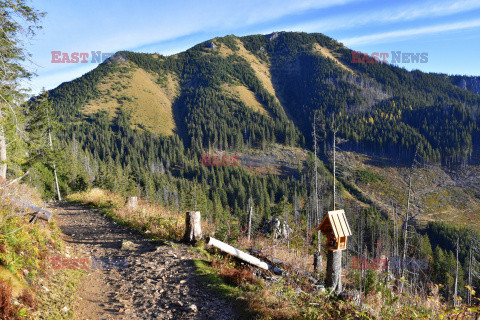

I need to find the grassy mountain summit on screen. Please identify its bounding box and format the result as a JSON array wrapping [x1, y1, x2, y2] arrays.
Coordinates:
[[50, 31, 479, 164]]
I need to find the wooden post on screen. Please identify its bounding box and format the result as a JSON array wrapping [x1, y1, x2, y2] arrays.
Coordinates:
[[183, 211, 202, 243], [126, 196, 138, 209], [318, 210, 350, 294], [0, 125, 6, 179], [326, 250, 342, 293]]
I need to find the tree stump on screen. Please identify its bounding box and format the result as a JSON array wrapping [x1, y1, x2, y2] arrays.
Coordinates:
[[183, 211, 202, 243], [326, 250, 342, 293], [125, 196, 138, 209]]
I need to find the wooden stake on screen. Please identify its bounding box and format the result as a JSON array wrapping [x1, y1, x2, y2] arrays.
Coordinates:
[[326, 250, 342, 293]]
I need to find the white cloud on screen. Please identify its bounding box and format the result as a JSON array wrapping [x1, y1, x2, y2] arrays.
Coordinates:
[[340, 18, 480, 45], [287, 0, 480, 33]]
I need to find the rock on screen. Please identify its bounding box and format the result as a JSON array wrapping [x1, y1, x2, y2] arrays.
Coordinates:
[[121, 240, 135, 250], [266, 218, 293, 239], [175, 301, 184, 307], [180, 280, 187, 284], [62, 306, 69, 312], [186, 304, 198, 312]]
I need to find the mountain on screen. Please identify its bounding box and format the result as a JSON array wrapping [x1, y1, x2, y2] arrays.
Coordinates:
[[50, 31, 479, 163], [40, 31, 480, 310], [45, 31, 480, 232]]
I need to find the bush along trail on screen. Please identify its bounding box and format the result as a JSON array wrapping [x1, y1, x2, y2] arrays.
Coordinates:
[[52, 201, 237, 320]]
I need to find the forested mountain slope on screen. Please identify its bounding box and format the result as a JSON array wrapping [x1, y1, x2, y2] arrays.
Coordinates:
[[50, 31, 480, 164], [43, 31, 480, 231]]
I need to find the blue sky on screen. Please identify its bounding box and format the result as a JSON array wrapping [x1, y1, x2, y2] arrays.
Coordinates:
[[25, 0, 480, 95]]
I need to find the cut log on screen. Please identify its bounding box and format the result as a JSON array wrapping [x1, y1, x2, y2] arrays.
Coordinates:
[[125, 196, 138, 209], [206, 237, 282, 275], [183, 211, 202, 243], [12, 200, 52, 222]]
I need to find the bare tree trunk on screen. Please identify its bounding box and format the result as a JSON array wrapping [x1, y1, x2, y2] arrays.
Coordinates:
[[314, 250, 322, 274], [333, 124, 337, 211], [401, 176, 412, 292], [49, 130, 61, 201], [454, 236, 459, 306], [326, 250, 342, 293], [313, 113, 320, 253], [247, 198, 253, 241], [468, 237, 473, 305], [0, 124, 6, 179]]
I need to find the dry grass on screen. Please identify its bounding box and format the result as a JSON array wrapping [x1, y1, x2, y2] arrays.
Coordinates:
[[211, 257, 256, 287], [0, 179, 43, 208], [83, 63, 178, 135], [221, 83, 270, 116], [312, 43, 355, 74], [237, 234, 317, 274], [233, 39, 281, 104], [212, 38, 283, 108], [67, 187, 124, 208], [0, 278, 15, 320], [67, 188, 215, 241], [0, 181, 80, 319]]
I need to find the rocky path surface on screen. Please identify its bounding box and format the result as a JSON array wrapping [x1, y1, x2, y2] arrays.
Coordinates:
[[51, 202, 237, 320]]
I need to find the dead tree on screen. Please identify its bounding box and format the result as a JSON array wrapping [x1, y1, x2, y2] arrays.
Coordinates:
[[454, 236, 460, 306], [247, 198, 253, 241], [0, 125, 6, 179], [467, 235, 474, 305], [48, 118, 61, 201]]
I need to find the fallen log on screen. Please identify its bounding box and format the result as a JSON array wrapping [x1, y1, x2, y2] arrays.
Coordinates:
[[206, 237, 282, 275], [11, 199, 52, 222]]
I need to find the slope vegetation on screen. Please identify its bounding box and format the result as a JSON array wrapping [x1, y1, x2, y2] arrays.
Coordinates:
[[83, 62, 178, 135]]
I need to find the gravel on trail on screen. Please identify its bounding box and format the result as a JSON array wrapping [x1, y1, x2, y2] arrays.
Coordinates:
[[51, 202, 238, 320]]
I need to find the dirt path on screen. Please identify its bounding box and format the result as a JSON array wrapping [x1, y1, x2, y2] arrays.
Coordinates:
[[51, 202, 237, 320]]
